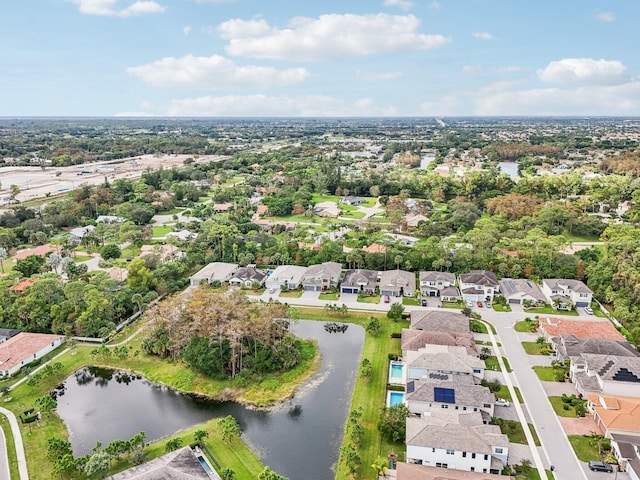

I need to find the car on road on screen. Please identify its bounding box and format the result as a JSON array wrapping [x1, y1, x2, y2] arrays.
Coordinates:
[[421, 299, 428, 307], [588, 461, 613, 472], [268, 288, 276, 294], [486, 302, 492, 309], [384, 295, 390, 303], [495, 398, 510, 407], [476, 301, 483, 308], [466, 301, 473, 307], [584, 306, 594, 315]]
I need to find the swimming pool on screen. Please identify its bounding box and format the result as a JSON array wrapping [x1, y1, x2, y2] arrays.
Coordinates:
[[389, 392, 405, 407], [197, 455, 214, 475], [391, 364, 403, 379]]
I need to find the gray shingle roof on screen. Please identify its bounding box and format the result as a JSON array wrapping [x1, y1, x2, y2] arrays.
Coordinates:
[[406, 375, 495, 406], [499, 278, 545, 301], [543, 278, 593, 294], [401, 329, 476, 355], [553, 335, 638, 361], [419, 271, 456, 283], [410, 310, 470, 333], [341, 269, 378, 289], [106, 447, 210, 480], [459, 270, 499, 287]]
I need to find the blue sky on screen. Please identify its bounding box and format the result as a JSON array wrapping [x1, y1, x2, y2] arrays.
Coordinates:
[[2, 0, 639, 116]]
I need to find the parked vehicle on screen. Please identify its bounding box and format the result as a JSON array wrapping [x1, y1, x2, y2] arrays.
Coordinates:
[[495, 398, 510, 407], [476, 301, 483, 308], [421, 299, 428, 307], [466, 301, 473, 307], [384, 295, 390, 303], [584, 306, 594, 315], [588, 461, 613, 472]]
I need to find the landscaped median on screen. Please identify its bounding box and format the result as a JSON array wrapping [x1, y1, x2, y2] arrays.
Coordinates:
[[0, 326, 319, 480]]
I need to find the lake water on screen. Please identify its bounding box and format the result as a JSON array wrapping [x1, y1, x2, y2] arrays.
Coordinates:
[[420, 153, 436, 169], [56, 320, 364, 480], [498, 161, 519, 178]]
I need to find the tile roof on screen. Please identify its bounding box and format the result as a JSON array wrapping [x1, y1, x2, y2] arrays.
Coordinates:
[[553, 335, 637, 360], [105, 446, 210, 480], [395, 462, 515, 480], [459, 270, 499, 287], [362, 243, 386, 254], [405, 345, 484, 375], [380, 270, 416, 292], [539, 317, 625, 341], [410, 311, 470, 333], [401, 329, 476, 355], [588, 394, 640, 434], [12, 244, 57, 261], [0, 332, 63, 372], [9, 277, 39, 292]]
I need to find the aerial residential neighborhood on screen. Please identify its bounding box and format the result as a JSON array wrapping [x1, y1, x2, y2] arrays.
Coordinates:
[[1, 115, 640, 480]]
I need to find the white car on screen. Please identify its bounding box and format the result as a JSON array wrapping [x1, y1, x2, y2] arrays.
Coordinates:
[[495, 398, 510, 407], [584, 306, 594, 315], [466, 301, 473, 308]]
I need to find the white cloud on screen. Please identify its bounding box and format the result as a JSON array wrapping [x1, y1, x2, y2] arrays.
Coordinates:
[[462, 65, 481, 74], [472, 32, 494, 41], [421, 80, 640, 116], [69, 0, 165, 17], [356, 70, 402, 81], [537, 58, 627, 85], [596, 11, 615, 22], [218, 14, 450, 61], [127, 54, 309, 88], [164, 94, 397, 116], [383, 0, 413, 11], [183, 26, 192, 36]]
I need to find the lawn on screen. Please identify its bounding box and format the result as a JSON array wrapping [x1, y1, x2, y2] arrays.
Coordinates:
[[533, 366, 568, 382], [402, 297, 420, 306], [485, 356, 512, 373], [279, 289, 304, 298], [158, 208, 184, 215], [311, 193, 340, 204], [152, 225, 173, 237], [72, 254, 93, 262], [121, 244, 141, 258], [339, 210, 366, 219], [524, 305, 579, 316], [441, 301, 464, 309], [357, 295, 381, 304], [492, 304, 512, 312], [521, 341, 552, 355], [514, 320, 538, 333], [568, 434, 609, 462], [319, 292, 339, 301], [548, 396, 588, 418], [492, 419, 541, 446], [360, 197, 377, 208], [469, 319, 488, 334]]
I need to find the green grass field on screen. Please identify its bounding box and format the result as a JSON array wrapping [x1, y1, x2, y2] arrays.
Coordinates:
[[568, 434, 609, 462], [357, 295, 381, 304], [279, 289, 304, 298], [152, 225, 173, 237], [515, 320, 538, 333], [524, 305, 579, 316], [522, 341, 552, 355], [319, 292, 339, 301]]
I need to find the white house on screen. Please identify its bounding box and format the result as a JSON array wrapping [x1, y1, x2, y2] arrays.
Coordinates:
[[0, 333, 65, 377], [406, 410, 509, 475], [189, 262, 239, 287], [69, 225, 95, 243], [265, 265, 307, 291], [419, 271, 456, 297], [228, 266, 268, 288], [541, 278, 593, 308], [498, 278, 545, 305], [458, 270, 499, 302], [380, 270, 416, 297], [301, 262, 342, 291], [405, 345, 485, 381], [406, 375, 496, 419], [571, 353, 640, 397]]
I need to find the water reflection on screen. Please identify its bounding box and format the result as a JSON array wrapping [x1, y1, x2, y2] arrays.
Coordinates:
[[56, 320, 364, 480]]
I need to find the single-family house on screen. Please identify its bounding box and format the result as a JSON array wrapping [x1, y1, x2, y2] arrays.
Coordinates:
[[572, 354, 640, 397], [406, 410, 509, 474], [0, 328, 20, 344], [105, 446, 212, 480], [380, 270, 416, 297], [301, 262, 342, 291], [395, 462, 515, 480], [405, 214, 429, 228], [406, 375, 496, 418], [610, 434, 640, 477], [588, 394, 640, 439], [96, 215, 126, 224], [362, 243, 386, 254], [342, 196, 366, 206], [538, 317, 626, 343], [265, 265, 307, 291], [410, 311, 470, 334], [69, 225, 95, 243], [12, 244, 58, 261], [340, 269, 378, 295], [458, 271, 499, 302], [405, 345, 485, 381], [166, 230, 198, 242], [139, 244, 179, 263], [440, 286, 462, 303], [212, 203, 233, 213], [541, 278, 593, 309], [419, 271, 456, 297], [189, 262, 239, 287], [313, 201, 341, 218], [228, 266, 268, 288], [401, 329, 476, 357], [0, 332, 65, 377], [385, 233, 420, 247], [9, 278, 40, 293], [498, 278, 545, 305], [551, 334, 637, 363]]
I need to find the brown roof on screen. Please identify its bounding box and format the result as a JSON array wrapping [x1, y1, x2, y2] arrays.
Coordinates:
[[396, 462, 515, 480], [12, 244, 58, 261], [256, 205, 268, 215], [588, 394, 640, 434], [539, 317, 626, 342], [0, 332, 63, 372], [9, 277, 39, 292], [362, 243, 386, 254]]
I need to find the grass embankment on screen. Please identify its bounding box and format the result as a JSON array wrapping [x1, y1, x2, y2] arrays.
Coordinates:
[[485, 356, 512, 373], [294, 307, 406, 480], [492, 419, 541, 446], [4, 327, 318, 479]]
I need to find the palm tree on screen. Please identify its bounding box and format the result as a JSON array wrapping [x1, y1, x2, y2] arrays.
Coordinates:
[[193, 429, 209, 445]]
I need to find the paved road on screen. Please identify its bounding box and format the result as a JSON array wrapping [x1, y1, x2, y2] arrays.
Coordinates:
[[482, 309, 589, 480], [0, 420, 9, 480]]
